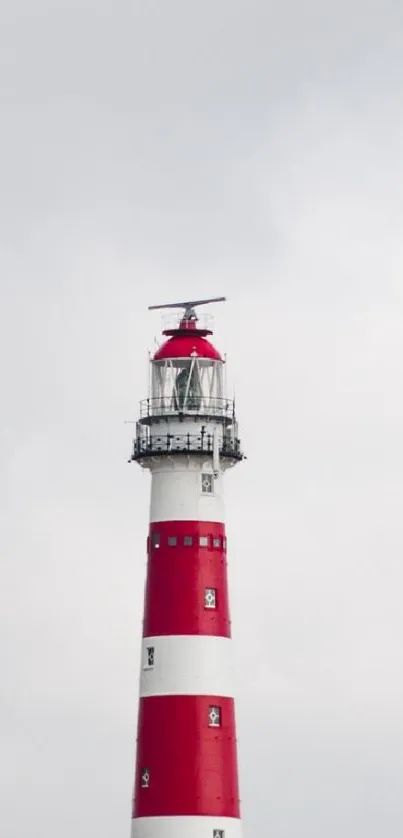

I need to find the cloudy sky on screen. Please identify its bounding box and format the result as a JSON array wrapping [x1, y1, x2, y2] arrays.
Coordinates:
[[1, 1, 403, 835]]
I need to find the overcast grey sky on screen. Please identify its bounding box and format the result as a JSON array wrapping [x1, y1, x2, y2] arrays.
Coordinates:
[[1, 1, 403, 836]]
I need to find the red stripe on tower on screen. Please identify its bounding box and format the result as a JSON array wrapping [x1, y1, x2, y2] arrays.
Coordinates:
[[143, 522, 230, 637], [129, 298, 244, 838], [133, 696, 240, 818]]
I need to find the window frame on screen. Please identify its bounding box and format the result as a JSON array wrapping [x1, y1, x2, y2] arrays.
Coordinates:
[[140, 768, 150, 789], [143, 645, 155, 670], [151, 531, 160, 549], [201, 472, 214, 495], [208, 705, 222, 728], [204, 587, 217, 610]]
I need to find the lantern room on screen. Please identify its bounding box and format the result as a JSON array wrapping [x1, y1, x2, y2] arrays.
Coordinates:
[[131, 298, 243, 464], [150, 331, 225, 416], [137, 298, 234, 422]]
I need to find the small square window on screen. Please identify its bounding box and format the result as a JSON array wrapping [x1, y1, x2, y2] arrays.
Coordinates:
[[184, 535, 193, 546], [167, 536, 177, 546], [151, 532, 160, 549], [141, 768, 150, 788], [204, 588, 217, 609], [201, 473, 214, 494], [199, 535, 209, 547], [213, 831, 225, 838], [144, 646, 154, 669], [208, 705, 222, 727], [213, 537, 221, 548]]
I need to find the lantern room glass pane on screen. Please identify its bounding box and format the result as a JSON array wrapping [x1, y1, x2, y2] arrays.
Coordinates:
[[174, 361, 202, 410], [150, 357, 224, 415]]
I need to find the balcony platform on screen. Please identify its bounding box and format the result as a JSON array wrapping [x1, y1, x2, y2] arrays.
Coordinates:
[[130, 431, 243, 463]]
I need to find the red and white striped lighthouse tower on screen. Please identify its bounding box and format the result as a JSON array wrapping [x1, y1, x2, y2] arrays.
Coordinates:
[[130, 297, 244, 838]]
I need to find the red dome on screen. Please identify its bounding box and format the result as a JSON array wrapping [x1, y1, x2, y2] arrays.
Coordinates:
[[153, 333, 222, 361]]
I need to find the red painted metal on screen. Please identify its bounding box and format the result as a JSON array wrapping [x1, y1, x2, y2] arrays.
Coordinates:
[[143, 521, 230, 638], [153, 333, 222, 361], [132, 695, 240, 818]]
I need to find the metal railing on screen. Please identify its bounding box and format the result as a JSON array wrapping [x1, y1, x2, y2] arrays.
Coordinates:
[[131, 431, 243, 462], [139, 396, 235, 420], [161, 312, 214, 333]]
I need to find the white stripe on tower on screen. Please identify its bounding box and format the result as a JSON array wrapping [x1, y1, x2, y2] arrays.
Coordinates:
[[131, 817, 243, 838], [149, 462, 225, 522], [139, 635, 234, 698]]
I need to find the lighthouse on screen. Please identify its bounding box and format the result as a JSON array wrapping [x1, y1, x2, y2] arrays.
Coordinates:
[[130, 298, 244, 838]]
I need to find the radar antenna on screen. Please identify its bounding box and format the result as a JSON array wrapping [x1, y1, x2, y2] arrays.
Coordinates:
[[148, 296, 226, 322]]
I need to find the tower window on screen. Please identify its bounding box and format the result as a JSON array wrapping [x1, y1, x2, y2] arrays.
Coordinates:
[[199, 535, 209, 547], [151, 532, 160, 549], [167, 536, 177, 546], [140, 768, 150, 788], [208, 705, 222, 727], [204, 588, 217, 609], [144, 646, 154, 669], [213, 831, 225, 838], [201, 473, 214, 494], [213, 537, 221, 548], [184, 535, 193, 546]]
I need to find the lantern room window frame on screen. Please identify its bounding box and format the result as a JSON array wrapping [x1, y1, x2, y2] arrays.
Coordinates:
[[150, 355, 225, 416]]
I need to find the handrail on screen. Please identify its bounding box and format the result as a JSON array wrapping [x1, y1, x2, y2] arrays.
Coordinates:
[[161, 312, 214, 333], [139, 396, 235, 419], [131, 432, 243, 462]]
